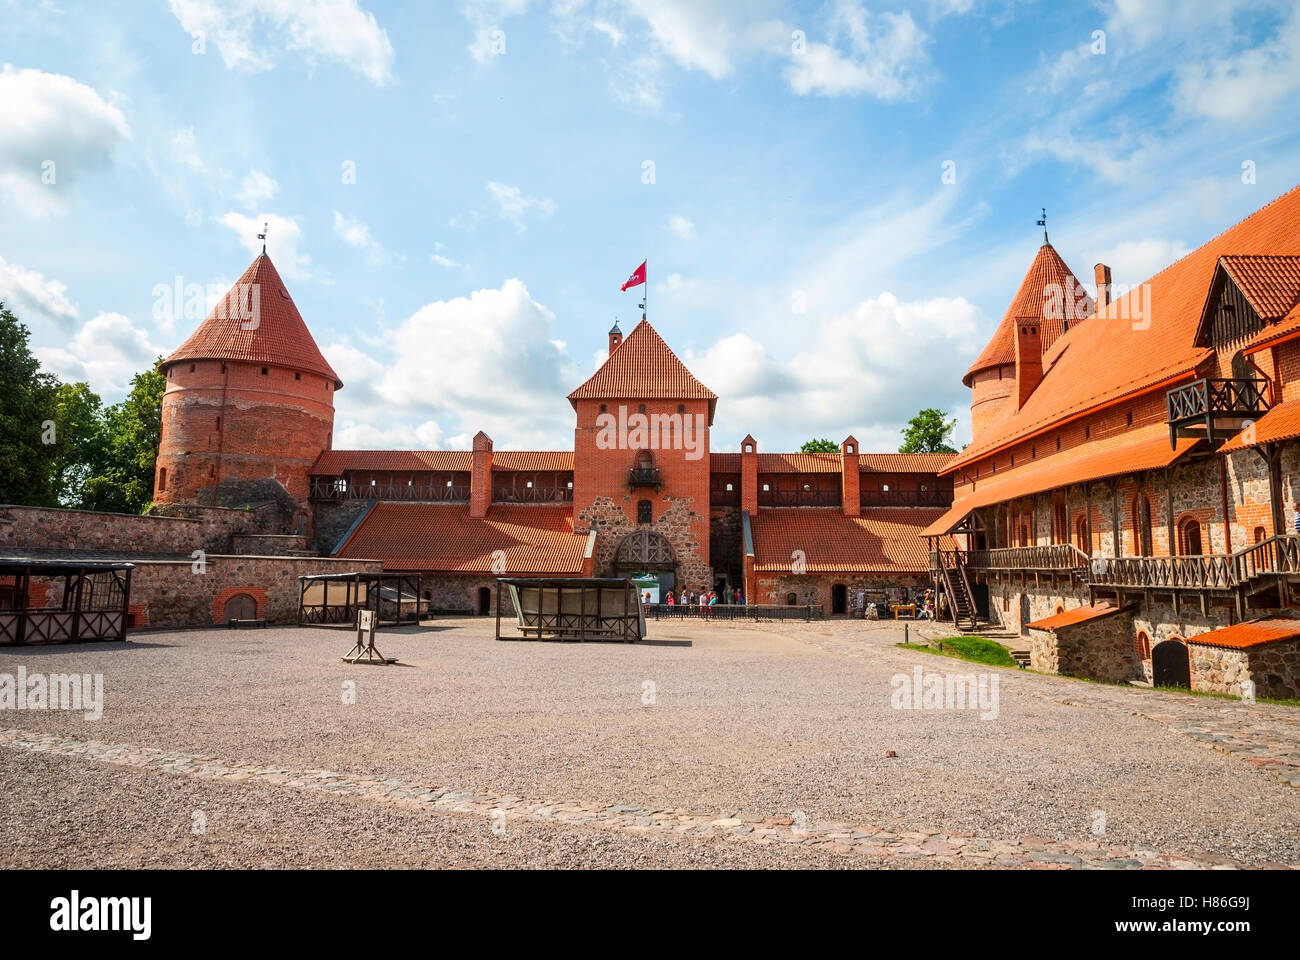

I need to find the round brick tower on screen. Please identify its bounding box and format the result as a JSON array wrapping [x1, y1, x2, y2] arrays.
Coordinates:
[[155, 252, 341, 507]]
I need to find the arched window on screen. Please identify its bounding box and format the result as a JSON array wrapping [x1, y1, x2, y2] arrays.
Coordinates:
[[1053, 495, 1068, 544], [1254, 526, 1267, 544], [1178, 517, 1204, 556], [157, 467, 167, 492], [1075, 513, 1090, 553], [1134, 629, 1152, 661]]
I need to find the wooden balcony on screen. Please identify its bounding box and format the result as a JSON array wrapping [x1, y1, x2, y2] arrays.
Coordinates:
[[310, 478, 469, 502], [758, 489, 842, 508], [1166, 377, 1268, 447], [492, 485, 574, 503], [965, 544, 1089, 572], [628, 467, 662, 491], [861, 488, 951, 508]]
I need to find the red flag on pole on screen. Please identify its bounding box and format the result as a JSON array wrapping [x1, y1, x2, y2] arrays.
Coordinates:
[[620, 260, 646, 291]]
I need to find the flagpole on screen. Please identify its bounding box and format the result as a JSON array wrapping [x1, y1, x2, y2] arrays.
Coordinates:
[[643, 256, 647, 321]]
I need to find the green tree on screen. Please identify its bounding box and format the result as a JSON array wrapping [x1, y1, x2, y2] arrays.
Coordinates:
[[800, 438, 839, 453], [900, 408, 957, 453], [83, 360, 166, 514], [52, 381, 108, 508], [0, 304, 62, 506]]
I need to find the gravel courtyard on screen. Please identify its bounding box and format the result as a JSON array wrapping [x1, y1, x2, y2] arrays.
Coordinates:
[[2, 617, 1298, 869]]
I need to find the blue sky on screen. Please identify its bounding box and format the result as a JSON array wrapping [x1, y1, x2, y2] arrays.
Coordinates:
[[3, 0, 1299, 453]]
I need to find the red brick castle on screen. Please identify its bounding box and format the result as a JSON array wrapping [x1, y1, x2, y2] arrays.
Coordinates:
[[153, 259, 954, 615]]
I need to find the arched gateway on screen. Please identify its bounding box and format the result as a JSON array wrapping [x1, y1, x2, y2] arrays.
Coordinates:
[[614, 531, 677, 594]]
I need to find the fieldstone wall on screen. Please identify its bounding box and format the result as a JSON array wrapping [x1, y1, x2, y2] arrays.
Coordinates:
[[0, 503, 275, 557], [127, 554, 383, 629], [756, 573, 928, 613], [1189, 637, 1300, 699], [311, 500, 372, 554], [420, 574, 513, 616], [981, 573, 1090, 635], [579, 495, 711, 592], [231, 534, 309, 556], [709, 507, 743, 588], [1030, 609, 1138, 682]]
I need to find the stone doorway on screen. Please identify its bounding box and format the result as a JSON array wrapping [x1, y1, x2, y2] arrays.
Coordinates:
[[831, 583, 848, 615], [224, 593, 257, 621], [477, 586, 492, 616], [614, 530, 677, 591]]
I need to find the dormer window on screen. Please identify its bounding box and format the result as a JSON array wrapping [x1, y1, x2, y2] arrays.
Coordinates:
[[744, 444, 754, 453], [846, 444, 854, 453]]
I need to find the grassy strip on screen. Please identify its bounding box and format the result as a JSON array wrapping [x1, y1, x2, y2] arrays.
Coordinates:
[[897, 635, 1017, 669]]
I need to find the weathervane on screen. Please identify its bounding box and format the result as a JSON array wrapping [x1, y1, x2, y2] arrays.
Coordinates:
[[1036, 208, 1049, 245], [258, 221, 268, 255]]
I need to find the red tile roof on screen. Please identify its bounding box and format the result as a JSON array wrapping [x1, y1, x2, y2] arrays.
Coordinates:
[[163, 253, 342, 387], [949, 184, 1300, 474], [1220, 254, 1300, 321], [312, 450, 474, 474], [923, 425, 1199, 536], [964, 243, 1092, 385], [335, 502, 586, 574], [709, 452, 955, 473], [310, 450, 575, 474], [1220, 396, 1300, 452], [1186, 616, 1300, 650], [750, 508, 953, 573], [1026, 603, 1120, 631], [568, 319, 717, 421], [492, 451, 575, 471]]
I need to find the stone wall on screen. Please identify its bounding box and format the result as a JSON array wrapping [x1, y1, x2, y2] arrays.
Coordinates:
[[1188, 637, 1300, 700], [1029, 609, 1138, 682], [579, 495, 711, 592], [0, 503, 277, 557], [312, 500, 372, 555], [420, 574, 516, 617], [709, 507, 743, 588], [126, 555, 383, 629], [755, 573, 929, 613], [230, 534, 309, 556]]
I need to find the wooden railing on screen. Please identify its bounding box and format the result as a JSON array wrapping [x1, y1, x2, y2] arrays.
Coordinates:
[[965, 544, 1089, 572], [1166, 377, 1268, 422], [492, 486, 574, 503], [310, 478, 469, 501], [758, 489, 842, 508], [950, 535, 1300, 592], [861, 489, 951, 507]]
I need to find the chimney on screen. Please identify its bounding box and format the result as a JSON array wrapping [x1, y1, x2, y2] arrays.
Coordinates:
[[1094, 263, 1112, 308], [1015, 323, 1044, 409], [740, 434, 758, 516], [470, 430, 493, 519], [840, 436, 860, 517], [608, 321, 623, 357]]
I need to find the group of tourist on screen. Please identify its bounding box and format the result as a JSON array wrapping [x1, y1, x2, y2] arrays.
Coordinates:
[[647, 586, 744, 616]]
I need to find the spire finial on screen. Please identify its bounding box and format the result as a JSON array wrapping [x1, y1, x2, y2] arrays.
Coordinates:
[[257, 221, 268, 255], [1036, 207, 1049, 245]]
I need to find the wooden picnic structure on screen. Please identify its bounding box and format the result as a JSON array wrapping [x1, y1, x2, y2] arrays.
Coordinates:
[[0, 557, 133, 645], [495, 577, 645, 643], [297, 571, 423, 627]]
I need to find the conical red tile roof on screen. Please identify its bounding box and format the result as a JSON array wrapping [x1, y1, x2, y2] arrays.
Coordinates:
[[568, 318, 717, 421], [163, 253, 342, 387], [963, 244, 1092, 385]]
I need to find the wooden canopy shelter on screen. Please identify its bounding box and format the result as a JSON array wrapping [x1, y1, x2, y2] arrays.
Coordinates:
[[496, 577, 645, 643], [297, 571, 423, 627], [0, 557, 133, 645]]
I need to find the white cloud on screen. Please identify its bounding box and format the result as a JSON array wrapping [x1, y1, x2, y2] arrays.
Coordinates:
[[1174, 6, 1300, 121], [0, 65, 130, 217], [333, 418, 449, 449], [431, 251, 466, 270], [171, 127, 206, 173], [617, 0, 782, 79], [785, 5, 932, 100], [0, 255, 78, 328], [486, 180, 556, 233], [332, 211, 400, 266], [374, 278, 580, 446], [218, 211, 312, 280], [687, 291, 983, 445], [168, 0, 395, 84], [1091, 237, 1193, 293], [236, 169, 278, 209], [35, 312, 164, 397], [464, 0, 531, 63], [668, 214, 695, 241]]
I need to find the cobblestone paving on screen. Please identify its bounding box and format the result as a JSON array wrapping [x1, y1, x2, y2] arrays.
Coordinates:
[[3, 726, 1292, 870]]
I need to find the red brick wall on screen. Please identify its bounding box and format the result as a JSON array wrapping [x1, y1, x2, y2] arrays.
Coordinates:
[[156, 358, 335, 506]]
